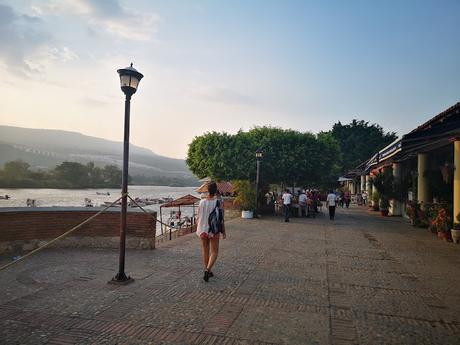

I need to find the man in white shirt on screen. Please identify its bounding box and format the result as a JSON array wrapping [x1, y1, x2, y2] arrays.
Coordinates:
[[298, 191, 308, 217], [326, 190, 338, 220], [282, 189, 293, 222]]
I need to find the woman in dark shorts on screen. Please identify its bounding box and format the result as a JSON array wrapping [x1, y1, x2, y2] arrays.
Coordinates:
[[196, 182, 226, 282]]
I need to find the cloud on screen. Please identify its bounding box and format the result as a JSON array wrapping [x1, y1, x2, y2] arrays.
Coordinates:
[[0, 4, 50, 76], [79, 96, 110, 108], [188, 85, 257, 106], [34, 0, 161, 41], [47, 47, 78, 62], [0, 4, 79, 77]]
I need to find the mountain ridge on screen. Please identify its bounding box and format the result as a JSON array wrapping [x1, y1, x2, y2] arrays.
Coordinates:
[[0, 125, 197, 185]]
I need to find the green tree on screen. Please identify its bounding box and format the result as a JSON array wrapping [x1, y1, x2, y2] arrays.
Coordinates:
[[86, 162, 105, 186], [54, 162, 89, 188], [102, 165, 123, 187], [330, 120, 397, 174], [186, 126, 340, 188], [3, 160, 31, 180]]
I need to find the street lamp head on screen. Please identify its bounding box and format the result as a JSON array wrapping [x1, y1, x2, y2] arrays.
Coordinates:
[[255, 148, 264, 159], [117, 63, 144, 96]]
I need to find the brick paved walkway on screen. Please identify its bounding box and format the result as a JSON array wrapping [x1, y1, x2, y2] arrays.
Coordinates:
[[1, 206, 460, 344]]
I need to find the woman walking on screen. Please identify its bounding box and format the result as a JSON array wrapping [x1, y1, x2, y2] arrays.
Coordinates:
[[196, 181, 226, 282]]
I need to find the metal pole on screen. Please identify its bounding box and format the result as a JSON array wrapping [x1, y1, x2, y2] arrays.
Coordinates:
[[255, 158, 260, 217], [112, 94, 133, 284], [159, 206, 163, 235]]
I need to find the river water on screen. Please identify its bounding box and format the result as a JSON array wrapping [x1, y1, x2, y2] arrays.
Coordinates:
[[0, 186, 200, 230]]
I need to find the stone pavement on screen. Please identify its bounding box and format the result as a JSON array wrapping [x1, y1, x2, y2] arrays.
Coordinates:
[[1, 206, 460, 344]]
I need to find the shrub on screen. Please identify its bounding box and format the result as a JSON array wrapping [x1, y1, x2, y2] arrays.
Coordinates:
[[371, 190, 380, 211], [233, 180, 256, 211]]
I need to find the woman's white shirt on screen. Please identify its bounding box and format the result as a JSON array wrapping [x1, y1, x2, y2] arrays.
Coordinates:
[[196, 198, 218, 237]]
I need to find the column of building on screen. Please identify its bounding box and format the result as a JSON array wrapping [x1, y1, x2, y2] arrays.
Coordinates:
[[417, 153, 431, 209], [454, 141, 460, 222], [390, 163, 402, 216], [366, 175, 373, 206]]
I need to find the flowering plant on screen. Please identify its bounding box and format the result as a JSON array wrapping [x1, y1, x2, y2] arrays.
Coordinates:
[[431, 208, 451, 233], [406, 201, 420, 226]]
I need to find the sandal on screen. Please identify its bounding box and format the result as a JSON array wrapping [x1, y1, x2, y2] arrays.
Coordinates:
[[203, 270, 210, 282]]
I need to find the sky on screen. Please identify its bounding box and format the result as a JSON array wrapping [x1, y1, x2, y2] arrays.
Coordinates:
[[0, 0, 459, 159]]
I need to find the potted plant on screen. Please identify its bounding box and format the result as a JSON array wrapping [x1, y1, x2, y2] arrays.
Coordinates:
[[431, 208, 452, 241], [425, 204, 437, 233], [451, 212, 460, 244], [372, 170, 393, 212], [406, 201, 419, 226], [379, 196, 390, 216], [233, 180, 256, 219]]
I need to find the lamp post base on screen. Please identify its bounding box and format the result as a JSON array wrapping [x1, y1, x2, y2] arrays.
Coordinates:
[[108, 273, 134, 285]]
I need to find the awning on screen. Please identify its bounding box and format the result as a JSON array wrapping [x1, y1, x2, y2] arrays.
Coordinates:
[[378, 138, 402, 162], [364, 153, 379, 172]]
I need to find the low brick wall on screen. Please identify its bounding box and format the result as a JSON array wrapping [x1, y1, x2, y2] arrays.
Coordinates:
[[222, 197, 241, 219], [0, 207, 156, 254]]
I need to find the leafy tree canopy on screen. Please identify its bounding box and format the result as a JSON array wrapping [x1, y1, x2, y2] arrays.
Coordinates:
[[186, 126, 341, 188], [329, 119, 397, 174]]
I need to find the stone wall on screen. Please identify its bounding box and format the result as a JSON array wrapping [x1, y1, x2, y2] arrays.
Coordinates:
[[0, 207, 156, 254]]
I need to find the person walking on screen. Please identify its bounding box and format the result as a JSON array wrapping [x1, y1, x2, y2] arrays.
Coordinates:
[[282, 188, 293, 222], [326, 190, 337, 220], [344, 190, 351, 208], [362, 191, 368, 206], [196, 182, 226, 282], [298, 190, 308, 217]]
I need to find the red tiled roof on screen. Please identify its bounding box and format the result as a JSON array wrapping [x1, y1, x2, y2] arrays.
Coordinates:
[[196, 181, 234, 194], [409, 102, 460, 134], [161, 194, 200, 208]]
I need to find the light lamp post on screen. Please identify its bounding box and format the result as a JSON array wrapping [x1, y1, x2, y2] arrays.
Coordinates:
[[110, 63, 144, 285], [255, 148, 264, 217]]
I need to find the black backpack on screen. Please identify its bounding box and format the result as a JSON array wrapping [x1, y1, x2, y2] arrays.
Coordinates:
[[208, 200, 224, 234]]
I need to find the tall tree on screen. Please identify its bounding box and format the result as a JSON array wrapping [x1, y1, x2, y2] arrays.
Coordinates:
[[330, 120, 397, 174], [186, 126, 340, 188]]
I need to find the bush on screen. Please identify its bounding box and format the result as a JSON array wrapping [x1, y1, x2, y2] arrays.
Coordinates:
[[233, 180, 256, 211], [379, 196, 390, 210], [371, 190, 380, 211]]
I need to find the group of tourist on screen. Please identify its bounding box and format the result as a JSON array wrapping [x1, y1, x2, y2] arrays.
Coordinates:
[[278, 188, 360, 222], [279, 189, 322, 222], [194, 182, 361, 282]]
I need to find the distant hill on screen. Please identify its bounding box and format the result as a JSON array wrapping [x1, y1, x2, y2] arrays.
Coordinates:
[[0, 125, 199, 186]]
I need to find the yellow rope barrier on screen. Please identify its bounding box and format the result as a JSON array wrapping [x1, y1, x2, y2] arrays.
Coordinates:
[[0, 194, 127, 272]]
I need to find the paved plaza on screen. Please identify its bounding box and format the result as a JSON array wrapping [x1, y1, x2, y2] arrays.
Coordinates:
[[1, 206, 460, 344]]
